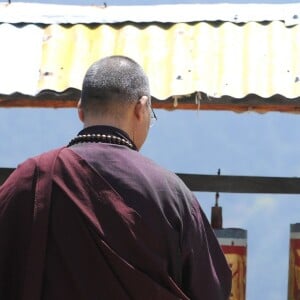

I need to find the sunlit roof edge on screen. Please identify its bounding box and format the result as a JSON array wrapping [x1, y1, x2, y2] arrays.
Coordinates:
[[1, 2, 300, 25]]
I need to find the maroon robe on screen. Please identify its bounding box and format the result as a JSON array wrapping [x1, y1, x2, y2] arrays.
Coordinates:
[[0, 133, 231, 299]]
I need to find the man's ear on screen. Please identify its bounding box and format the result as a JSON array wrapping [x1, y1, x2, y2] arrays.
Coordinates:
[[77, 99, 84, 122], [134, 96, 148, 120]]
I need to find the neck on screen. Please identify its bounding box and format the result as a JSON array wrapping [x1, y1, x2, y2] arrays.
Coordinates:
[[83, 120, 136, 147], [69, 125, 138, 151]]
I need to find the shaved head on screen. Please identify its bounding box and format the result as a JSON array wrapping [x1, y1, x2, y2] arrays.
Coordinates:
[[78, 56, 152, 149], [81, 56, 150, 115]]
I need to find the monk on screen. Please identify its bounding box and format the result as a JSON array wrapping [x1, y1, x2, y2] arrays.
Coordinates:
[[0, 56, 231, 300]]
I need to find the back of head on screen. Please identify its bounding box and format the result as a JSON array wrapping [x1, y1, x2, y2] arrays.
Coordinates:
[[81, 56, 150, 117]]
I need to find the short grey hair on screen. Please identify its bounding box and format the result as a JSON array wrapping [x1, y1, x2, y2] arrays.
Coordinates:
[[81, 56, 150, 112]]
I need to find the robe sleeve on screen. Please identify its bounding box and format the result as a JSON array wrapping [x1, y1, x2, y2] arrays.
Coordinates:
[[181, 196, 232, 300], [0, 159, 36, 300]]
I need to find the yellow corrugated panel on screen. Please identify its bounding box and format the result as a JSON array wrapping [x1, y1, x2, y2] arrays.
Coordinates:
[[5, 21, 300, 99]]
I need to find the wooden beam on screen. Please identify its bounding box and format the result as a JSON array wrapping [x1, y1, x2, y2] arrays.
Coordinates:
[[177, 173, 300, 194], [154, 93, 300, 113], [1, 91, 300, 113], [2, 167, 300, 194], [0, 90, 80, 108]]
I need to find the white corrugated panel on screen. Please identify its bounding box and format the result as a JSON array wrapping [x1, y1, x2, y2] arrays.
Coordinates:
[[0, 24, 44, 95], [0, 2, 300, 25]]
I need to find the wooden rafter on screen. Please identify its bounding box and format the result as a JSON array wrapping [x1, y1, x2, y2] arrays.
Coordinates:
[[1, 92, 300, 113]]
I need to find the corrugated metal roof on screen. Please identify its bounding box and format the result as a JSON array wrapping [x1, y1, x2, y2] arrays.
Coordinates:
[[1, 21, 300, 100], [1, 3, 300, 112], [1, 2, 300, 25]]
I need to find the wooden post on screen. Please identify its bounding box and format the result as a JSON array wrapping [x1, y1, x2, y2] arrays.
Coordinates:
[[215, 228, 247, 300], [288, 223, 300, 300]]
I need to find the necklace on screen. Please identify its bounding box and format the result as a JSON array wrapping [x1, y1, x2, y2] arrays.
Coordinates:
[[68, 134, 134, 149]]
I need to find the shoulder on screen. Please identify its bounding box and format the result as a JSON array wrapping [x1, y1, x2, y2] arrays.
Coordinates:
[[127, 150, 198, 207], [0, 147, 63, 199], [137, 151, 193, 194], [0, 156, 37, 219], [32, 147, 64, 164], [1, 157, 37, 192]]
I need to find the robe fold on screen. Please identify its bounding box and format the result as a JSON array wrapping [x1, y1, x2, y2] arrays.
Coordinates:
[[0, 137, 231, 300]]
